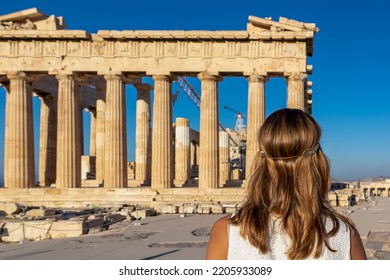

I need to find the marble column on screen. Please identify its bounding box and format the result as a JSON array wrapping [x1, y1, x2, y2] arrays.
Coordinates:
[[134, 83, 152, 185], [219, 130, 230, 187], [198, 72, 222, 189], [95, 79, 106, 184], [79, 107, 84, 156], [104, 74, 127, 188], [246, 75, 267, 179], [4, 72, 35, 188], [87, 108, 97, 156], [174, 117, 190, 187], [55, 74, 81, 188], [2, 82, 10, 188], [287, 73, 307, 110], [190, 141, 198, 168], [151, 75, 173, 189], [38, 94, 57, 186], [306, 81, 313, 114]]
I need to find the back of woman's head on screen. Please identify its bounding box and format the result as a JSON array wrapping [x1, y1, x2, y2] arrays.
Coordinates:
[[259, 108, 321, 162], [230, 108, 350, 259], [252, 108, 330, 214]]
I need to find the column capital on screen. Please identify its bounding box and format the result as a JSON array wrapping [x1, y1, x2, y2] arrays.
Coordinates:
[[247, 74, 268, 83], [152, 74, 175, 82], [56, 73, 74, 81], [285, 72, 308, 81], [123, 74, 142, 84], [73, 73, 91, 86], [134, 83, 153, 92], [197, 72, 223, 82], [104, 73, 123, 81], [7, 71, 28, 81], [176, 117, 190, 127]]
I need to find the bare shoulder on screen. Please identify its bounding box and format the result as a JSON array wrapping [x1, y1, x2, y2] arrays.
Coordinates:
[[205, 215, 230, 260], [349, 226, 367, 260], [213, 215, 230, 230]]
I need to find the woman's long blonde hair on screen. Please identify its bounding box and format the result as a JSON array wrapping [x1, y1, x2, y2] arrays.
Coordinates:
[[229, 108, 353, 259]]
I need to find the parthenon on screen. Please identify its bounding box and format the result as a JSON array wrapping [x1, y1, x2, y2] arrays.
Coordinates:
[[0, 8, 318, 209]]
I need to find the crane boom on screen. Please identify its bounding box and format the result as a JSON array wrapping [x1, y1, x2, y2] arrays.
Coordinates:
[[223, 105, 246, 131], [176, 77, 238, 146], [223, 105, 241, 115]]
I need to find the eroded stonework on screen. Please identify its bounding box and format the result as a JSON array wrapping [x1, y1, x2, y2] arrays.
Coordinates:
[[0, 8, 318, 204]]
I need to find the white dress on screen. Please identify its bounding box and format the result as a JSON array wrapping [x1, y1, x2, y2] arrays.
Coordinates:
[[227, 217, 351, 260]]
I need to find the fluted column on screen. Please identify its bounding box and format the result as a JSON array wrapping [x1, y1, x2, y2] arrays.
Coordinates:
[[174, 118, 190, 187], [190, 141, 198, 168], [38, 94, 57, 186], [286, 73, 307, 110], [87, 108, 97, 156], [198, 72, 222, 189], [135, 83, 152, 185], [79, 108, 84, 155], [151, 75, 173, 189], [219, 130, 230, 187], [246, 75, 267, 179], [4, 72, 35, 188], [2, 82, 10, 188], [306, 81, 313, 114], [104, 74, 127, 188], [55, 74, 81, 188], [95, 79, 106, 183]]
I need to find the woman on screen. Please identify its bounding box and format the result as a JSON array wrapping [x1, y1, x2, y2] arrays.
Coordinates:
[[206, 108, 366, 260]]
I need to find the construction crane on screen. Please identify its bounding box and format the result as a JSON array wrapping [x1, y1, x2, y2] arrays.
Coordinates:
[[176, 77, 200, 109], [175, 78, 247, 175], [175, 77, 238, 146], [223, 105, 246, 132]]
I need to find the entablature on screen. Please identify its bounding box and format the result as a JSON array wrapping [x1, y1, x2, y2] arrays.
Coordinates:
[[0, 9, 318, 77]]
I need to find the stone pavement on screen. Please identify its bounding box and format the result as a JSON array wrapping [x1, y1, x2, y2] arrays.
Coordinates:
[[1, 197, 390, 260], [0, 214, 222, 260], [346, 197, 390, 260]]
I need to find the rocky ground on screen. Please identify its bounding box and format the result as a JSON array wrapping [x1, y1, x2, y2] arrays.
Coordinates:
[[1, 197, 390, 260]]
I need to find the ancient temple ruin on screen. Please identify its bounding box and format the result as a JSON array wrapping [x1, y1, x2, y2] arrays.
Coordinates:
[[0, 8, 318, 209]]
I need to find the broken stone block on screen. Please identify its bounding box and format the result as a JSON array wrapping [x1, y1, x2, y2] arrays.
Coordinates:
[[338, 200, 349, 207], [1, 221, 52, 242], [49, 220, 84, 239], [327, 192, 337, 200], [25, 209, 56, 218], [161, 205, 178, 214], [103, 213, 125, 228], [210, 205, 225, 214], [178, 204, 196, 214], [0, 203, 21, 215], [330, 200, 338, 207], [83, 218, 104, 234], [130, 209, 156, 219], [196, 206, 211, 214], [224, 206, 237, 214]]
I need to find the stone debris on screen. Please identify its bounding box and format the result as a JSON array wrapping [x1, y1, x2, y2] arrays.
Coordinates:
[[25, 208, 56, 218], [0, 205, 131, 242], [0, 201, 236, 243], [328, 188, 362, 207], [0, 203, 22, 216]]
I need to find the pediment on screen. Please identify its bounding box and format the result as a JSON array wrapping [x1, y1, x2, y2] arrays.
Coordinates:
[[0, 7, 66, 30], [247, 15, 319, 33]]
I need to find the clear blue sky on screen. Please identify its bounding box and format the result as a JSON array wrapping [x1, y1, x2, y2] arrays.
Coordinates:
[[0, 0, 389, 183]]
